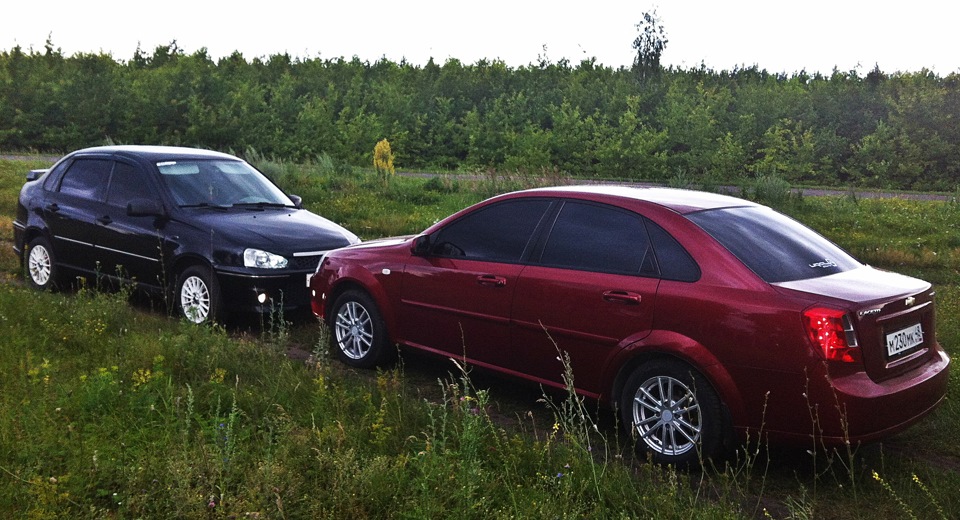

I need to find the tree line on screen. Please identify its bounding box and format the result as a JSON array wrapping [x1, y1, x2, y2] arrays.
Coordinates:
[[2, 40, 960, 190]]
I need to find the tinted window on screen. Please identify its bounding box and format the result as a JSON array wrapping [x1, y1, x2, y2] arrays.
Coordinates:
[[58, 158, 111, 201], [539, 201, 655, 275], [431, 199, 552, 262], [646, 220, 700, 282], [42, 160, 71, 191], [106, 162, 154, 208], [688, 206, 861, 283]]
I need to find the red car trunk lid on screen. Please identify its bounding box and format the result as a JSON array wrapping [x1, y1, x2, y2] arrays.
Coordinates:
[[776, 266, 937, 382]]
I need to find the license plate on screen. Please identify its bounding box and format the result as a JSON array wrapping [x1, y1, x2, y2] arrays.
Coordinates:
[[886, 323, 924, 357]]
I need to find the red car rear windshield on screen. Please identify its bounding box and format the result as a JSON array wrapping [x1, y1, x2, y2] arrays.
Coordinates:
[[687, 206, 861, 283]]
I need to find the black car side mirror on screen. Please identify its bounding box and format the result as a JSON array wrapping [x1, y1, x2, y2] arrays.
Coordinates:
[[411, 234, 432, 256], [288, 194, 303, 208], [26, 169, 48, 182], [127, 198, 166, 217]]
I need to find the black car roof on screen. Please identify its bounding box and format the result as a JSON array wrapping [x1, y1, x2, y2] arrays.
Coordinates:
[[70, 145, 240, 163]]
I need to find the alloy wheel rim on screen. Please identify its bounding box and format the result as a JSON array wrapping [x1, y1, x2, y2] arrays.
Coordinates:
[[632, 375, 702, 456], [335, 301, 373, 359], [28, 246, 51, 286], [180, 275, 210, 323]]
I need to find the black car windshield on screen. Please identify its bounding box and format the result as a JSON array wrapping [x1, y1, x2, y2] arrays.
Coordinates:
[[687, 206, 862, 283], [158, 159, 293, 208]]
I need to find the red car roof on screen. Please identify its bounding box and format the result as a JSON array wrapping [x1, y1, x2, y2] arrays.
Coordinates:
[[517, 185, 759, 214]]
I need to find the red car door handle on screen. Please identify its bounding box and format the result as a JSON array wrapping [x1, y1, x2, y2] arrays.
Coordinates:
[[477, 275, 507, 287], [603, 290, 641, 304]]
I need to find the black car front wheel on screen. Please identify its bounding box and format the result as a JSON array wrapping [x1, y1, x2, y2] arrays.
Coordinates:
[[621, 359, 724, 466], [175, 265, 223, 324], [329, 289, 394, 368], [25, 236, 58, 291]]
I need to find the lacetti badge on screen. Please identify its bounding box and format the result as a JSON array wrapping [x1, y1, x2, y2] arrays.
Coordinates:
[[809, 259, 838, 269], [905, 296, 916, 307]]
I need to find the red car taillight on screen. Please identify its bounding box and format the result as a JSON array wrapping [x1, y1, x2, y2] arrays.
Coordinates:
[[803, 307, 860, 363]]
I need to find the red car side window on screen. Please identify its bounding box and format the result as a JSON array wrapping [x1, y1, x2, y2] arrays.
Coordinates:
[[430, 199, 552, 263], [538, 201, 654, 276]]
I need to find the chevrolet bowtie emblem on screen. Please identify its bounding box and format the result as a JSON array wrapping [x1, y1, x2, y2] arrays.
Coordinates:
[[905, 296, 916, 307]]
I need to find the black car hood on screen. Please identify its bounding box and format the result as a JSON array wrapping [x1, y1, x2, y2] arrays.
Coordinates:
[[184, 207, 357, 252]]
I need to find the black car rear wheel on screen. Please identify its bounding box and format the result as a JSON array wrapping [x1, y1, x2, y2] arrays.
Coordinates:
[[25, 236, 58, 291], [621, 359, 723, 466], [176, 265, 223, 324], [329, 289, 394, 368]]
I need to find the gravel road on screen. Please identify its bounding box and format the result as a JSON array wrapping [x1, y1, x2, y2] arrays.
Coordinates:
[[2, 154, 951, 201]]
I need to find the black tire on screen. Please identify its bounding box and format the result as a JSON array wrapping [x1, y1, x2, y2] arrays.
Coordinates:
[[329, 289, 394, 368], [25, 236, 58, 291], [620, 359, 724, 466], [175, 265, 223, 324]]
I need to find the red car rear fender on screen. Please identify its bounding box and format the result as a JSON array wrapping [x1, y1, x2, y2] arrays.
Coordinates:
[[607, 329, 747, 426]]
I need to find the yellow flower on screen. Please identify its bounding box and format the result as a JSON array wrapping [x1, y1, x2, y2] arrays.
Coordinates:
[[132, 369, 152, 389], [209, 367, 227, 385]]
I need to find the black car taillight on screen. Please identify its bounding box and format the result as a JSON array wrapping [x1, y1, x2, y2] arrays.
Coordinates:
[[803, 307, 860, 363]]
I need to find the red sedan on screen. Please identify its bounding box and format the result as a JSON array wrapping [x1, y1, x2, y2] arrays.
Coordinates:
[[309, 186, 949, 465]]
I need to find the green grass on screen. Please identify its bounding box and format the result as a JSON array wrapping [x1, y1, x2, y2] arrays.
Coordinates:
[[1, 157, 959, 518]]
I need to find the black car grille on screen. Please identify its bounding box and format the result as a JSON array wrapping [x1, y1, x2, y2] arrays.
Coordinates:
[[289, 254, 323, 271]]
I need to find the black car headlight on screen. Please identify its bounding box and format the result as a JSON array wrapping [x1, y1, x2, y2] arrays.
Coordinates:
[[243, 248, 288, 269]]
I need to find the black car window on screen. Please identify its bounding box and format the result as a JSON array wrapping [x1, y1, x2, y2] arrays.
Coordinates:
[[106, 162, 154, 208], [539, 201, 656, 276], [58, 158, 111, 201], [687, 206, 861, 283], [42, 159, 72, 191], [430, 199, 552, 262], [645, 219, 701, 282]]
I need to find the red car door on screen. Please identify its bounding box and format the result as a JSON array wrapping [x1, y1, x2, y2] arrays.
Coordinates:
[[395, 198, 554, 371], [512, 268, 658, 396], [399, 257, 524, 368], [511, 200, 660, 397]]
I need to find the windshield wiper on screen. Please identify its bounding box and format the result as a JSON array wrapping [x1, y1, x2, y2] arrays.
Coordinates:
[[232, 201, 293, 209], [180, 202, 231, 210]]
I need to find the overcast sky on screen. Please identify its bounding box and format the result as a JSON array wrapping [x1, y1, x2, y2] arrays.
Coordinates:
[[5, 0, 958, 75]]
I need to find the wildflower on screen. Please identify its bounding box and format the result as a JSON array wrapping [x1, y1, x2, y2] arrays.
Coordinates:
[[210, 367, 226, 384]]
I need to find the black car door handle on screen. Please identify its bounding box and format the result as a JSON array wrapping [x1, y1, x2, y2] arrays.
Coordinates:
[[44, 203, 60, 213], [603, 290, 641, 304], [477, 274, 507, 287], [97, 215, 113, 225]]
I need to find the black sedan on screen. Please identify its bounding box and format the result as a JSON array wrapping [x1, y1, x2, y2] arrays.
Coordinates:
[[13, 145, 359, 323]]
